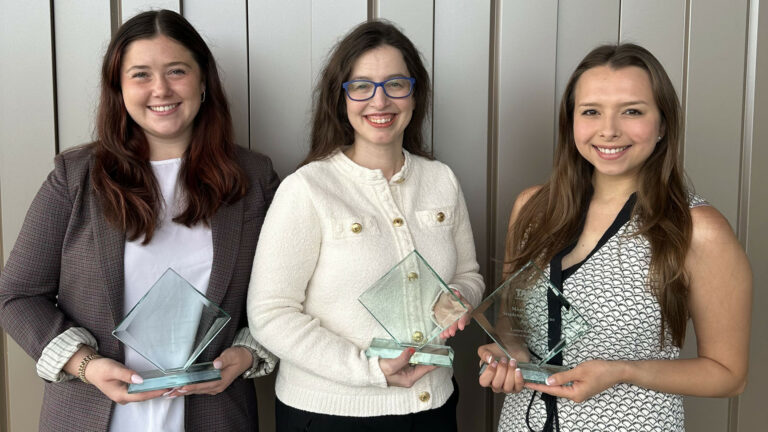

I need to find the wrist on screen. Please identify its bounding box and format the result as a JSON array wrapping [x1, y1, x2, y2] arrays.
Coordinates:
[[78, 353, 103, 384], [614, 359, 634, 385]]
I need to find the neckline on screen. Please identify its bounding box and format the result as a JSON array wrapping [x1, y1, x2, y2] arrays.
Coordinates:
[[556, 192, 637, 281], [332, 148, 412, 184]]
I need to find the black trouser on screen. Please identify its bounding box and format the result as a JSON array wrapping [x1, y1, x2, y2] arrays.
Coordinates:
[[275, 379, 459, 432]]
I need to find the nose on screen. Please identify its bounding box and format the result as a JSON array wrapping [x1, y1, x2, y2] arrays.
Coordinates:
[[368, 84, 391, 108], [599, 114, 620, 140], [152, 76, 172, 97]]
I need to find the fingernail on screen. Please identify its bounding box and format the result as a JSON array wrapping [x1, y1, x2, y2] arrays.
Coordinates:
[[487, 354, 493, 364], [213, 360, 223, 369], [177, 389, 188, 393], [131, 374, 144, 384], [407, 347, 416, 356], [546, 377, 554, 385], [515, 368, 522, 375], [500, 358, 508, 365], [162, 390, 173, 397], [166, 395, 177, 399], [491, 361, 498, 368]]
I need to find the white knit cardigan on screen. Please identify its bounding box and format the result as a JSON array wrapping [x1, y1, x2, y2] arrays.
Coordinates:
[[247, 149, 484, 417]]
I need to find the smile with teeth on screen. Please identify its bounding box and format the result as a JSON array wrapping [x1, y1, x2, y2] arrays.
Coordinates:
[[148, 103, 179, 112], [595, 145, 629, 155], [365, 114, 395, 125]]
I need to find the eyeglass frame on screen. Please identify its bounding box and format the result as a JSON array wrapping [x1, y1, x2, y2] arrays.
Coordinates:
[[341, 77, 416, 101]]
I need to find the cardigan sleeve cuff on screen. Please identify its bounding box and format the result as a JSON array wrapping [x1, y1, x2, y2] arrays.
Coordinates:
[[232, 327, 278, 378], [367, 355, 388, 388], [36, 327, 99, 382]]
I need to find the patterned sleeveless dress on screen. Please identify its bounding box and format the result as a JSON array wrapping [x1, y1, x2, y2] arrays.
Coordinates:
[[497, 194, 708, 432]]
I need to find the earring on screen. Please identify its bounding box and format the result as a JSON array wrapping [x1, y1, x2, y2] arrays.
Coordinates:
[[657, 136, 662, 142], [201, 90, 206, 103]]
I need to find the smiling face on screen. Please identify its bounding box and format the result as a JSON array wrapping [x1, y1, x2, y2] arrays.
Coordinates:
[[345, 44, 415, 151], [572, 65, 664, 184], [120, 35, 204, 159]]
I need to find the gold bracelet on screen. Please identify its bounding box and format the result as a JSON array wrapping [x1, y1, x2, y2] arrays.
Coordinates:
[[77, 353, 102, 384]]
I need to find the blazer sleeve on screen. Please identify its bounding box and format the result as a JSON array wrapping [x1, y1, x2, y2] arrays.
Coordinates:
[[0, 153, 81, 362]]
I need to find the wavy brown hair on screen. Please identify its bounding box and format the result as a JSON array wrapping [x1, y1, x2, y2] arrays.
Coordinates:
[[506, 44, 692, 348], [302, 20, 432, 166], [92, 10, 247, 243]]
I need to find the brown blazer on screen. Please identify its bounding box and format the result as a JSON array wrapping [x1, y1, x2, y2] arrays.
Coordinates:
[[0, 145, 279, 431]]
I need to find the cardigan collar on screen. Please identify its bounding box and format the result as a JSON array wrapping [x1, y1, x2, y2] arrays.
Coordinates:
[[331, 147, 413, 185]]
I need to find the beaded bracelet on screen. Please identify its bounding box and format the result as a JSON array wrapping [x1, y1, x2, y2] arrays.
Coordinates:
[[77, 353, 102, 384]]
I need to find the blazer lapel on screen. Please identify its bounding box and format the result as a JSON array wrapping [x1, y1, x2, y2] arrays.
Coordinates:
[[89, 190, 126, 327], [207, 199, 243, 307]]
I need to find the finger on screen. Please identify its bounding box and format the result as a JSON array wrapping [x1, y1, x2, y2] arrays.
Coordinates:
[[407, 365, 437, 383], [477, 348, 494, 363], [545, 369, 576, 387], [125, 388, 168, 402], [491, 358, 510, 392], [502, 358, 518, 392], [524, 382, 572, 398], [478, 360, 498, 387], [383, 347, 415, 374]]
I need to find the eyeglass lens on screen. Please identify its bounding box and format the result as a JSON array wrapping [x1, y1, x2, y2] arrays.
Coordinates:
[[345, 78, 413, 101]]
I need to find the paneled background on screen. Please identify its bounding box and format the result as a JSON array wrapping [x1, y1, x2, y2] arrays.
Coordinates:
[[1, 1, 765, 431]]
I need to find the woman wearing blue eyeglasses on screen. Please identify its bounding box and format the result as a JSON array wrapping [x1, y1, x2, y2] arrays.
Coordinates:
[[247, 21, 484, 431]]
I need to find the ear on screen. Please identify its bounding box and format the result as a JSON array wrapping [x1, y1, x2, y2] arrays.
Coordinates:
[[658, 120, 666, 141]]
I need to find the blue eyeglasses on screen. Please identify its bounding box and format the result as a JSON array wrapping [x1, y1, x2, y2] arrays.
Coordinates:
[[342, 77, 416, 101]]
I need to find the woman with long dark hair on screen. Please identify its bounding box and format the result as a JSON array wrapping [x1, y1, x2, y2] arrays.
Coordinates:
[[247, 21, 483, 431], [478, 43, 751, 431], [0, 10, 278, 431]]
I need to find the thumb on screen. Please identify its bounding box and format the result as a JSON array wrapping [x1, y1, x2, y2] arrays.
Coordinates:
[[390, 347, 416, 370], [116, 366, 144, 385]]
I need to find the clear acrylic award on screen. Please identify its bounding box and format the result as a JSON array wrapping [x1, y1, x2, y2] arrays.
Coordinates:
[[358, 250, 468, 367], [112, 268, 231, 393], [472, 261, 591, 384]]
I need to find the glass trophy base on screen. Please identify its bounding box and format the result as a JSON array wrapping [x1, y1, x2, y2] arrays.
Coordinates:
[[365, 337, 454, 367], [518, 362, 570, 384], [127, 362, 221, 393]]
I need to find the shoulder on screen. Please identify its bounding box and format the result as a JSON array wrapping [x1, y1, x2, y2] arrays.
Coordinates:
[[56, 144, 94, 174], [234, 145, 276, 177], [689, 205, 737, 248]]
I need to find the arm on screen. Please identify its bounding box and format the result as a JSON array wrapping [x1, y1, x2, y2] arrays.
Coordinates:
[[247, 175, 388, 388], [477, 186, 540, 392], [529, 205, 752, 401]]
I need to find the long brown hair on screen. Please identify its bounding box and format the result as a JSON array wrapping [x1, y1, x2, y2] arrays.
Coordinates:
[[92, 10, 247, 243], [302, 20, 432, 166], [506, 44, 692, 347]]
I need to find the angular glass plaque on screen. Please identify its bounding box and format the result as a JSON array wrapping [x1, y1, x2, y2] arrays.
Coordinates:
[[471, 261, 591, 384], [358, 250, 468, 367], [113, 268, 231, 393]]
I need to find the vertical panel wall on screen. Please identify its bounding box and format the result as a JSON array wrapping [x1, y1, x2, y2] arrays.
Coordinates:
[[0, 1, 57, 431], [54, 0, 111, 151], [682, 1, 749, 429], [1, 2, 766, 431], [185, 0, 250, 150], [739, 1, 767, 429], [493, 0, 559, 425], [433, 3, 491, 431]]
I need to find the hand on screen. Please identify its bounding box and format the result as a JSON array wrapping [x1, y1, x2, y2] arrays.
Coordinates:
[[378, 347, 437, 388], [477, 344, 525, 394], [524, 359, 623, 403], [85, 357, 167, 404], [438, 289, 472, 340], [165, 346, 253, 397]]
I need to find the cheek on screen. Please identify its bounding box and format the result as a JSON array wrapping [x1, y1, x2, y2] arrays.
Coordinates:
[[572, 120, 591, 145]]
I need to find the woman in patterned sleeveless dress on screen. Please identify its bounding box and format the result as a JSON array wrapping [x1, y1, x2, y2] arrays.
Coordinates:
[[476, 44, 752, 431]]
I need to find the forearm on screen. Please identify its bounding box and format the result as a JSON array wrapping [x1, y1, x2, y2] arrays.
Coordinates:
[[620, 356, 747, 397]]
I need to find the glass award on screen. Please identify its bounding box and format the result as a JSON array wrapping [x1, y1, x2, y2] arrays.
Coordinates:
[[113, 268, 231, 393], [358, 250, 468, 367], [471, 261, 591, 384]]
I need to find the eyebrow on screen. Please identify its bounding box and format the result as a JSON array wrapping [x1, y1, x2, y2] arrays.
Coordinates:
[[577, 100, 649, 107], [348, 73, 410, 81], [124, 61, 193, 73]]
